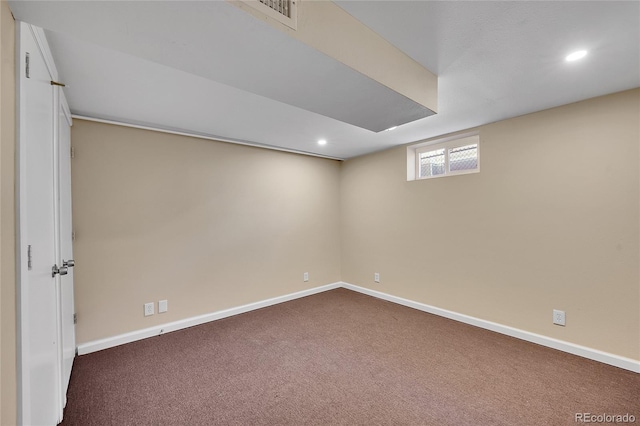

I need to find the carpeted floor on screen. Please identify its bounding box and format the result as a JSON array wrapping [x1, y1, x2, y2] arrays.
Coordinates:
[[61, 288, 639, 425]]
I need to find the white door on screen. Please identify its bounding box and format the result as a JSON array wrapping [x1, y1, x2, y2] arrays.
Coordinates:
[[57, 90, 75, 402], [18, 23, 61, 425], [18, 22, 75, 425]]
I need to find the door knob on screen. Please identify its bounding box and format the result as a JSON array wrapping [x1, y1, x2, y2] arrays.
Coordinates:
[[52, 265, 68, 277], [63, 259, 75, 268]]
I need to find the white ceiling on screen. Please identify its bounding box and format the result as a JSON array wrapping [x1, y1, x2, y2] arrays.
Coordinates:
[[9, 1, 640, 160]]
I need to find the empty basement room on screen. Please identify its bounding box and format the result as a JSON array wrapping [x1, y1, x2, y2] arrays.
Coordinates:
[[1, 0, 639, 425]]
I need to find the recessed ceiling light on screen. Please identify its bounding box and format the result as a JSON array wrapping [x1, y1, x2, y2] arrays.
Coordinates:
[[565, 50, 588, 62], [318, 139, 327, 145], [385, 126, 398, 131]]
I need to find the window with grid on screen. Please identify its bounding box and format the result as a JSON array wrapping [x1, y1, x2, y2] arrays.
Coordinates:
[[414, 135, 480, 180]]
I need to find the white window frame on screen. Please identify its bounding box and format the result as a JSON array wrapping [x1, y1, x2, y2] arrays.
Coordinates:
[[415, 146, 446, 179], [407, 133, 480, 181]]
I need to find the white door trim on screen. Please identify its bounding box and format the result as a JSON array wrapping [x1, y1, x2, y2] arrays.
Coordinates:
[[30, 25, 58, 82], [15, 22, 29, 426]]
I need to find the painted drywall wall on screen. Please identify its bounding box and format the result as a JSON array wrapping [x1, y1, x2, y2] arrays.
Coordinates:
[[341, 89, 640, 361], [0, 0, 16, 423], [71, 120, 342, 344]]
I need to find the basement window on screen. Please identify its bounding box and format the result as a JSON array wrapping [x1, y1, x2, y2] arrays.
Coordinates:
[[407, 134, 480, 181], [240, 0, 298, 30]]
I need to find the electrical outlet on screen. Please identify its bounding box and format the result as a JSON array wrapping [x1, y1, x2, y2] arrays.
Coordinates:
[[158, 300, 168, 313], [553, 309, 565, 326], [303, 272, 309, 282], [144, 302, 154, 317], [374, 272, 380, 283]]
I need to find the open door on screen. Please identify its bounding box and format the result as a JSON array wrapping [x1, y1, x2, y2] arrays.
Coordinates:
[[17, 22, 74, 425]]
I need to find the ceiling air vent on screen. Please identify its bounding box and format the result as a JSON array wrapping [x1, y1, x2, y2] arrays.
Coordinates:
[[260, 0, 290, 18], [240, 0, 298, 30]]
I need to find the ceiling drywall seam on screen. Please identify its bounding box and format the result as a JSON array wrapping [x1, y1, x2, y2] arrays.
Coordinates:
[[71, 115, 345, 161]]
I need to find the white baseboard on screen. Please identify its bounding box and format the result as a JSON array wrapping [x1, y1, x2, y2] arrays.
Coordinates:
[[77, 281, 639, 374], [76, 282, 341, 355], [341, 282, 640, 374]]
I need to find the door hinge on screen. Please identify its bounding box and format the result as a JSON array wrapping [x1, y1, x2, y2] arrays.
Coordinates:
[[70, 146, 75, 159], [27, 245, 32, 270], [72, 231, 76, 241], [25, 52, 30, 78], [73, 313, 77, 324]]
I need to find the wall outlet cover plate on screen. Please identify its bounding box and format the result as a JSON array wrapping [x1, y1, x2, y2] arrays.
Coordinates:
[[144, 302, 154, 317], [553, 309, 566, 326]]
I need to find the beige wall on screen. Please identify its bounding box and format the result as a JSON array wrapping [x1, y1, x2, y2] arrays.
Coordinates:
[[73, 91, 639, 362], [0, 0, 17, 423], [71, 120, 342, 344], [341, 89, 640, 361]]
